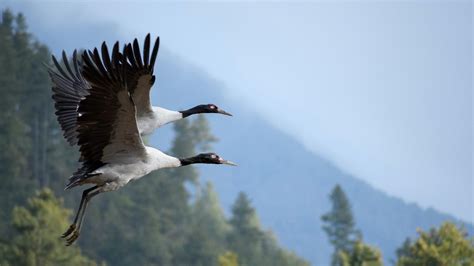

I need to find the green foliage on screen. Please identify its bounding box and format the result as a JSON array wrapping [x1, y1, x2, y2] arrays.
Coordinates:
[[394, 238, 411, 264], [0, 189, 97, 266], [170, 115, 217, 185], [322, 185, 383, 266], [179, 182, 230, 266], [396, 222, 474, 266], [228, 192, 309, 266], [194, 182, 231, 236], [218, 251, 239, 266], [339, 240, 383, 266], [0, 7, 75, 239], [322, 184, 359, 266], [228, 192, 263, 265], [190, 114, 219, 151]]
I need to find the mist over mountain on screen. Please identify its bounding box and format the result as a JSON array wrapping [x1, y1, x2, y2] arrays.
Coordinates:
[[149, 51, 473, 265]]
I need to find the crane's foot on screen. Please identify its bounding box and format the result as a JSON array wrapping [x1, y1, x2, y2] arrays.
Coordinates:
[[65, 230, 80, 246], [62, 223, 80, 246], [61, 224, 76, 238]]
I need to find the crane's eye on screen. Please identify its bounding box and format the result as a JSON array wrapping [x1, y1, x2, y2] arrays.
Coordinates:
[[209, 105, 216, 109], [210, 154, 217, 159]]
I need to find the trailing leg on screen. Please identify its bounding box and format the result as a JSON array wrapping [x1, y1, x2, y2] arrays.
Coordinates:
[[63, 186, 101, 245]]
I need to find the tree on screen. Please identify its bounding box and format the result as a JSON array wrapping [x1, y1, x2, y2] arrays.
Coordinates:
[[218, 251, 239, 266], [228, 192, 309, 266], [179, 182, 230, 266], [396, 222, 474, 266], [228, 192, 263, 266], [0, 8, 65, 238], [394, 238, 411, 264], [193, 182, 230, 236], [163, 116, 218, 264], [321, 184, 359, 266], [190, 114, 218, 151], [160, 116, 218, 226], [338, 240, 383, 266], [0, 189, 97, 266]]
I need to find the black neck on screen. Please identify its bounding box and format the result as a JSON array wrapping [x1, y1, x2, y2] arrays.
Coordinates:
[[179, 156, 204, 166], [179, 155, 218, 166], [179, 105, 205, 118]]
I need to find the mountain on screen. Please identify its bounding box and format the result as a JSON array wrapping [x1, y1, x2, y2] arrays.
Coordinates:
[[149, 51, 473, 265]]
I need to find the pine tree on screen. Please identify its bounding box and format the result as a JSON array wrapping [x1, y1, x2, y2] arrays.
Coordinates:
[[0, 189, 97, 266], [193, 182, 230, 236], [218, 251, 239, 266], [396, 222, 474, 266], [179, 182, 230, 266], [394, 238, 412, 264], [0, 8, 58, 237], [338, 240, 383, 266], [190, 114, 219, 151], [322, 184, 358, 266], [227, 192, 264, 266], [228, 192, 309, 266]]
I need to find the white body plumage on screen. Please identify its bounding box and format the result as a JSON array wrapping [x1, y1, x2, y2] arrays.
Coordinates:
[[87, 147, 181, 192]]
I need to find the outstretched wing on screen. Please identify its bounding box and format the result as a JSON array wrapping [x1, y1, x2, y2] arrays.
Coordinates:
[[123, 34, 160, 116], [48, 50, 90, 145], [78, 42, 146, 166]]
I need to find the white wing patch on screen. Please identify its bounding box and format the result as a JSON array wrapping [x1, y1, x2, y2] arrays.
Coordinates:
[[101, 90, 146, 164], [132, 74, 153, 116]]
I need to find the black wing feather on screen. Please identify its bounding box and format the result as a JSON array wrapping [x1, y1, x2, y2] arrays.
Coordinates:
[[123, 33, 160, 115], [132, 39, 143, 68], [48, 50, 90, 146], [148, 36, 160, 71], [143, 34, 150, 66], [66, 42, 144, 189]]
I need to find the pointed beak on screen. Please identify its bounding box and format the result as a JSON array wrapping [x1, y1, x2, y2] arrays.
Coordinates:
[[219, 158, 237, 166], [217, 109, 233, 116]]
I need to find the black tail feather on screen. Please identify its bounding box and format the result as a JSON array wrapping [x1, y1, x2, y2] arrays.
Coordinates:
[[65, 161, 105, 190]]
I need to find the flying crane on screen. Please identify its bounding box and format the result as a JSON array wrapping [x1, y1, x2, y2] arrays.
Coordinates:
[[49, 34, 231, 146]]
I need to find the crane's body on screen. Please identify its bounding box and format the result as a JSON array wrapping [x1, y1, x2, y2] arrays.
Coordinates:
[[68, 147, 181, 192]]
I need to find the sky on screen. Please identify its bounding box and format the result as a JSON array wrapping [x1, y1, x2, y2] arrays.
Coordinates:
[[3, 0, 472, 222]]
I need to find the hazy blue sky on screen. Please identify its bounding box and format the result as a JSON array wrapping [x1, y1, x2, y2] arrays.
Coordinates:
[[4, 0, 472, 222]]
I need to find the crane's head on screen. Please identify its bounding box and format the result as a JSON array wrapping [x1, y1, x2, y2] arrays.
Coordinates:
[[180, 153, 237, 166], [181, 104, 232, 117]]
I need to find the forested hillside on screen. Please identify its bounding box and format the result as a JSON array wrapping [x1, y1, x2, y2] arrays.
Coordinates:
[[0, 10, 308, 266]]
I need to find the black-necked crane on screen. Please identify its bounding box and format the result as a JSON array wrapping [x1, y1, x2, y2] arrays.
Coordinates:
[[48, 34, 231, 146], [54, 42, 236, 246]]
